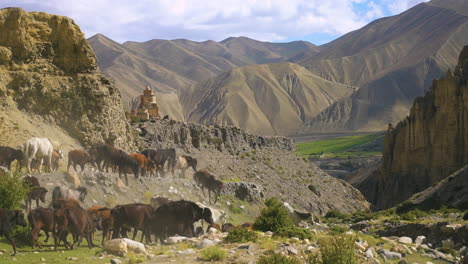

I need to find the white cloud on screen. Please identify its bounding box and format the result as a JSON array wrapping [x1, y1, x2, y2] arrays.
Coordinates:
[[0, 0, 429, 43]]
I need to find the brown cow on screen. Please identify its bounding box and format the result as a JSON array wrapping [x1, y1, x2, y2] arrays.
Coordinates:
[[0, 209, 27, 254], [193, 169, 223, 204], [129, 153, 148, 177], [88, 144, 139, 185], [67, 150, 92, 172], [240, 222, 254, 231], [53, 200, 94, 249], [87, 206, 113, 245], [206, 223, 221, 233], [0, 146, 23, 171], [111, 203, 152, 243], [25, 187, 48, 212], [28, 208, 54, 248]]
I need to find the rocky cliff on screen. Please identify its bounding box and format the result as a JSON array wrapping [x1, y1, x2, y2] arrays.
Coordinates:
[[137, 119, 370, 214], [0, 8, 136, 149], [357, 46, 468, 209], [138, 119, 295, 153]]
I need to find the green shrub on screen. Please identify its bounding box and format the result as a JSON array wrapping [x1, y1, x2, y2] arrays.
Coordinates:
[[257, 252, 301, 264], [329, 225, 348, 234], [225, 227, 259, 243], [276, 226, 312, 240], [200, 246, 227, 261], [319, 235, 358, 264], [349, 211, 374, 222], [324, 210, 346, 220], [11, 225, 32, 247], [400, 209, 428, 221], [463, 211, 468, 220], [229, 204, 242, 214], [254, 197, 311, 239], [396, 200, 416, 214], [254, 197, 295, 232], [0, 171, 30, 210]]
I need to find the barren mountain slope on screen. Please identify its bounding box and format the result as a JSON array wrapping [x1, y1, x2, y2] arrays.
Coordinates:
[[299, 0, 468, 132], [183, 62, 354, 136]]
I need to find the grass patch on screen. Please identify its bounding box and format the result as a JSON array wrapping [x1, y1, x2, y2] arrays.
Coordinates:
[[296, 133, 383, 158], [257, 252, 301, 264], [200, 246, 227, 261]]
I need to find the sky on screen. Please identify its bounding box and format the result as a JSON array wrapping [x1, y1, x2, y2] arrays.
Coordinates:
[[0, 0, 429, 45]]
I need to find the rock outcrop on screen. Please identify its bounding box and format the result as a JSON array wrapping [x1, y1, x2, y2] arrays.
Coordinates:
[[0, 8, 136, 149], [357, 46, 468, 209], [138, 119, 295, 153]]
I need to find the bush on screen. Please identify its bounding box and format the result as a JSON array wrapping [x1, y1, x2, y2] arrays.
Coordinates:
[[276, 226, 312, 240], [254, 197, 295, 233], [200, 246, 227, 261], [400, 209, 428, 221], [324, 210, 346, 220], [0, 171, 30, 210], [329, 225, 348, 234], [11, 225, 32, 247], [257, 253, 301, 264], [318, 235, 358, 264], [224, 227, 259, 243]]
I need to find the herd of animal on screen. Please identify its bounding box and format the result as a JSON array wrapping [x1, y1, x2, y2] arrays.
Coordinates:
[[0, 137, 232, 254]]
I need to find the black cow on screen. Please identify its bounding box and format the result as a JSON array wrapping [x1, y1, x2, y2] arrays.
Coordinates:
[[111, 203, 152, 243], [149, 200, 213, 242], [0, 146, 23, 171], [141, 148, 176, 177], [25, 187, 48, 212], [0, 209, 27, 254]]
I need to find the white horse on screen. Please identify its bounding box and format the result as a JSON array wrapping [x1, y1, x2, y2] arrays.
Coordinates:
[[23, 138, 63, 173]]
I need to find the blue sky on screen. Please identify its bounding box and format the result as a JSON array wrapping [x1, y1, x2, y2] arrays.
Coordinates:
[[0, 0, 428, 45]]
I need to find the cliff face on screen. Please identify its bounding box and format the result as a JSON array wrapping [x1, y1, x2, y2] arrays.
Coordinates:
[[0, 8, 136, 149], [138, 119, 295, 153], [359, 46, 468, 209]]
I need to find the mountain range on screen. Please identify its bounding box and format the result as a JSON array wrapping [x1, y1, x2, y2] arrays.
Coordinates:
[[89, 0, 468, 135]]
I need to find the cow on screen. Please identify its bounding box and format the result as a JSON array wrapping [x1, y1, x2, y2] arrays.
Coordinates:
[[28, 207, 54, 248], [88, 144, 139, 184], [111, 203, 152, 244], [141, 148, 176, 177], [51, 186, 88, 208], [53, 201, 94, 249], [193, 169, 223, 204], [150, 196, 172, 209], [51, 151, 62, 172], [148, 200, 213, 242], [25, 187, 48, 212], [67, 149, 92, 172], [23, 175, 40, 188], [129, 153, 148, 177], [87, 206, 113, 245], [0, 146, 23, 171], [175, 155, 197, 178], [23, 138, 63, 173], [0, 208, 27, 254]]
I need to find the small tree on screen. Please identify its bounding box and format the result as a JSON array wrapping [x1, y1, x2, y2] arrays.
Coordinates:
[[0, 171, 30, 210]]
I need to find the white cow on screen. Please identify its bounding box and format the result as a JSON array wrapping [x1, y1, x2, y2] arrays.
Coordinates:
[[23, 138, 63, 173]]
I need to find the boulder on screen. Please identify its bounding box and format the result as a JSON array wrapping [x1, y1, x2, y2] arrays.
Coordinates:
[[110, 259, 122, 264], [104, 239, 127, 257], [222, 182, 265, 203], [198, 239, 215, 249], [116, 178, 126, 190], [398, 237, 413, 245], [379, 249, 402, 260], [65, 172, 81, 187], [122, 238, 147, 255]]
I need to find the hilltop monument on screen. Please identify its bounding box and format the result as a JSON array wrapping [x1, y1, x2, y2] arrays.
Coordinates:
[[136, 85, 160, 121]]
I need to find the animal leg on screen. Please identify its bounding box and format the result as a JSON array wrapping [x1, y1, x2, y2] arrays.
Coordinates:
[[132, 228, 138, 241], [4, 231, 17, 254]]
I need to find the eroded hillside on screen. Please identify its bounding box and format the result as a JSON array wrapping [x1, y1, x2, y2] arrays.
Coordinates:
[[0, 8, 136, 149]]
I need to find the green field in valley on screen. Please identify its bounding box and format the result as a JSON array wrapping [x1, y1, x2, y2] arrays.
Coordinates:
[[296, 133, 385, 158]]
